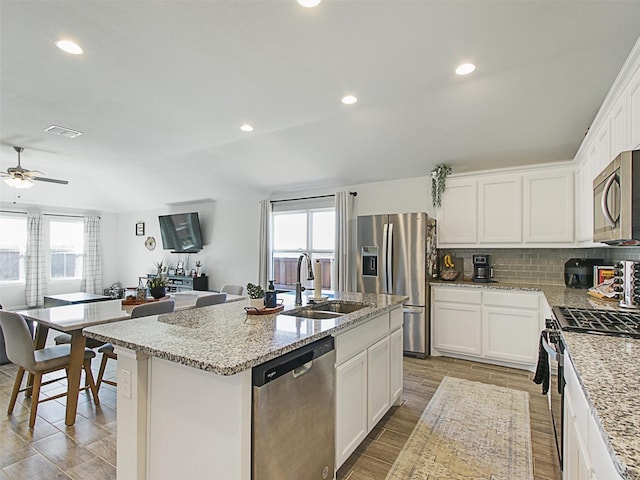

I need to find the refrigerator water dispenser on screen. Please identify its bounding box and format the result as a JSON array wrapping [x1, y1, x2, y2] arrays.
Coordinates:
[[362, 246, 378, 276]]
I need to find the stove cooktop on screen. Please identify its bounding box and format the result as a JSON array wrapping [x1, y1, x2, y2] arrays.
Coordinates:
[[553, 306, 640, 339]]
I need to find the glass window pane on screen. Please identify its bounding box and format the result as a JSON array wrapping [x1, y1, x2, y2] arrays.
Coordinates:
[[273, 213, 306, 250], [312, 211, 335, 250], [50, 220, 83, 279], [0, 216, 26, 281]]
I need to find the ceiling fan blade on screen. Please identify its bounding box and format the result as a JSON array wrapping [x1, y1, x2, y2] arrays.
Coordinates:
[[32, 176, 69, 185], [23, 170, 44, 177]]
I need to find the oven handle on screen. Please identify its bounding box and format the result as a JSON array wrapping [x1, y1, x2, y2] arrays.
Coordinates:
[[542, 331, 561, 364]]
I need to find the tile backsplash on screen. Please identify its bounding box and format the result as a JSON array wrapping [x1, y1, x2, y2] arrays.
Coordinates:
[[443, 247, 640, 286]]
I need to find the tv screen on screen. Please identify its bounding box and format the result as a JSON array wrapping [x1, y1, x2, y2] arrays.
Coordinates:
[[158, 212, 203, 253]]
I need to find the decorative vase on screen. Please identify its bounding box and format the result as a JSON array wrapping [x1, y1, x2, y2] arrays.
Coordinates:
[[249, 297, 264, 309], [150, 287, 166, 299]]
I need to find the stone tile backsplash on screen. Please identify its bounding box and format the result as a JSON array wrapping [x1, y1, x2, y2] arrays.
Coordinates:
[[443, 247, 640, 286]]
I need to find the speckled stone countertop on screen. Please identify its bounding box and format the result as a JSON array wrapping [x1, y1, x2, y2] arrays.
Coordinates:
[[431, 279, 640, 479], [84, 292, 407, 376]]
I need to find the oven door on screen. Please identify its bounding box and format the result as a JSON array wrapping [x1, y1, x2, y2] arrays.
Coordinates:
[[542, 329, 565, 470]]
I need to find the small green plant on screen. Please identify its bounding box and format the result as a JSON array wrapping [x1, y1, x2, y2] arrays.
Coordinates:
[[430, 163, 452, 208], [148, 275, 168, 288], [246, 282, 264, 299]]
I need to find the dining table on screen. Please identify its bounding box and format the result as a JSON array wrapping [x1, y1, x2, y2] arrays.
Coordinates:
[[14, 291, 245, 426]]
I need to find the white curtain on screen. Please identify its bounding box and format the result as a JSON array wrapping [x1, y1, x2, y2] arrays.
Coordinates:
[[82, 216, 102, 294], [25, 213, 46, 307], [335, 191, 353, 292], [258, 199, 272, 288]]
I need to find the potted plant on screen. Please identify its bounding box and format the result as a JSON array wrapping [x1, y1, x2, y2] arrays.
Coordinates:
[[246, 282, 265, 309], [154, 260, 164, 276], [148, 275, 168, 299]]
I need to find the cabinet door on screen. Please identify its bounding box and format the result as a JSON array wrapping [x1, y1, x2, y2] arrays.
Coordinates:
[[438, 178, 477, 244], [367, 336, 390, 431], [432, 302, 482, 355], [389, 328, 403, 406], [478, 175, 522, 243], [523, 170, 574, 243], [629, 64, 640, 150], [482, 306, 539, 366], [610, 96, 628, 159], [564, 387, 594, 480], [335, 350, 368, 468]]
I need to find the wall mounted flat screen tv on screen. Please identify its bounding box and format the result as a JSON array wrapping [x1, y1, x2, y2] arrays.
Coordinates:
[[158, 212, 203, 253]]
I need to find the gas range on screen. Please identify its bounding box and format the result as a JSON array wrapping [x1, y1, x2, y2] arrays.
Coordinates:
[[552, 306, 640, 339]]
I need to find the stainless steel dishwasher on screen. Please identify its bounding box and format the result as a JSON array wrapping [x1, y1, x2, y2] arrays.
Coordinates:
[[252, 336, 335, 480]]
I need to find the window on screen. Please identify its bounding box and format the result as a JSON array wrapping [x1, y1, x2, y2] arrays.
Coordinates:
[[0, 216, 27, 281], [271, 206, 335, 291], [50, 220, 83, 279]]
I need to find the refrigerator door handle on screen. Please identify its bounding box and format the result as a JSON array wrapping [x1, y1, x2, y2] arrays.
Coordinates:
[[382, 223, 389, 294], [403, 306, 424, 314], [387, 222, 394, 294]]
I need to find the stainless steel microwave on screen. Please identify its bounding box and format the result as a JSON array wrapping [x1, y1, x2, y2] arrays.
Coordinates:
[[593, 150, 640, 245]]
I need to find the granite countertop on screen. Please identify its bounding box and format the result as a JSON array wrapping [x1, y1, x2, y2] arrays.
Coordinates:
[[432, 278, 640, 479], [84, 292, 407, 376]]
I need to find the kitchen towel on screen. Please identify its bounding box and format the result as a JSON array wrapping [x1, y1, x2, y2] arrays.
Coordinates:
[[533, 331, 550, 394]]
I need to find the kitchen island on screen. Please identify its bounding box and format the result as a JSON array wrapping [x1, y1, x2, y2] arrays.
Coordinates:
[[84, 292, 406, 480]]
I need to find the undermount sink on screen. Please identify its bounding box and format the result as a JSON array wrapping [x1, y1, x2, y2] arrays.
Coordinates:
[[282, 309, 343, 320], [310, 301, 370, 314]]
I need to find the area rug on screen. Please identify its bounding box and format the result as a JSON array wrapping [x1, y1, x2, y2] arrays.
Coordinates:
[[386, 376, 534, 480]]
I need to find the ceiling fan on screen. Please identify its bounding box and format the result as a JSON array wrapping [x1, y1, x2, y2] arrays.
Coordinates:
[[1, 146, 69, 189]]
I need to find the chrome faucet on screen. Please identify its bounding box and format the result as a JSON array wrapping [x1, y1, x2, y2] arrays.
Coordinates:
[[295, 253, 315, 305]]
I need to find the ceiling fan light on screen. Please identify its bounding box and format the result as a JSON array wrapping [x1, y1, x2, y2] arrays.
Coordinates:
[[4, 176, 34, 189], [56, 40, 83, 55]]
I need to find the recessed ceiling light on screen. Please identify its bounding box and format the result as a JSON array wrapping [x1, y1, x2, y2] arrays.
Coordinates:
[[341, 95, 358, 105], [455, 63, 476, 75], [297, 0, 321, 7], [56, 40, 83, 55], [240, 124, 254, 132]]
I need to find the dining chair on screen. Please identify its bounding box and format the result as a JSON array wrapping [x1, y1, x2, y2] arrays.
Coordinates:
[[96, 298, 176, 391], [220, 284, 243, 295], [194, 293, 227, 307], [0, 310, 100, 428]]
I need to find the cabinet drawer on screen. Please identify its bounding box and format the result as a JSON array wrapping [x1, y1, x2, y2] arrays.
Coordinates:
[[335, 313, 390, 365], [433, 287, 481, 305], [483, 290, 539, 309], [390, 307, 403, 331]]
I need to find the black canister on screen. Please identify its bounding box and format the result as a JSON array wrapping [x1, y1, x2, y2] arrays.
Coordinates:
[[265, 280, 277, 308]]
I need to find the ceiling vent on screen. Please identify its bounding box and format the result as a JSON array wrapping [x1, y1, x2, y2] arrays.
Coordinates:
[[44, 125, 83, 139]]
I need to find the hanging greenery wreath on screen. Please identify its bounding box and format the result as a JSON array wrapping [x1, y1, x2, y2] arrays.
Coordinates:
[[430, 163, 452, 208]]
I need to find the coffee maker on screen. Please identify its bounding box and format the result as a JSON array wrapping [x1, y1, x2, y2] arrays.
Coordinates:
[[472, 254, 492, 283]]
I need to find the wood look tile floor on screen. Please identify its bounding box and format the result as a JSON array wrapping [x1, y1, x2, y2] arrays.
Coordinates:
[[1, 348, 561, 480]]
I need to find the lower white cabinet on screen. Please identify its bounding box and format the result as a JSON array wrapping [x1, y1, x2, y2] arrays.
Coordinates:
[[432, 285, 542, 369], [563, 355, 623, 480], [334, 307, 403, 469], [335, 350, 368, 467]]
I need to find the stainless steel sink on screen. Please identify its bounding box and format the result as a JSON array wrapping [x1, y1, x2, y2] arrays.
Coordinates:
[[282, 309, 344, 320], [310, 301, 370, 314]]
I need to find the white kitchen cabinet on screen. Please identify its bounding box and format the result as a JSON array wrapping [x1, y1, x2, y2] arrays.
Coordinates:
[[482, 290, 540, 365], [334, 306, 403, 469], [523, 170, 574, 243], [389, 328, 403, 405], [432, 285, 542, 370], [437, 178, 477, 244], [335, 350, 368, 468], [610, 96, 628, 159], [564, 386, 594, 480], [432, 287, 482, 356], [367, 336, 390, 431], [478, 175, 522, 243]]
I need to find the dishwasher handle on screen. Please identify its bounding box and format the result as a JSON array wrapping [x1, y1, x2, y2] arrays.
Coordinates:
[[252, 337, 334, 387]]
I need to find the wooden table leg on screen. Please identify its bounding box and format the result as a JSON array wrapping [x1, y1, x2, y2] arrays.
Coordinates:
[[65, 330, 86, 426], [26, 323, 49, 398]]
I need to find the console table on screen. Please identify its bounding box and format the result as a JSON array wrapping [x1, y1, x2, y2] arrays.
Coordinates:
[[147, 274, 208, 292]]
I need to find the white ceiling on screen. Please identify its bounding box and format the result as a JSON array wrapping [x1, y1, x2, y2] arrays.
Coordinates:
[[2, 1, 640, 213]]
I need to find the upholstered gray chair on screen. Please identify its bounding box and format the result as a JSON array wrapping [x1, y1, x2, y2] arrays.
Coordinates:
[[194, 293, 227, 307], [96, 298, 176, 391], [0, 310, 99, 428], [220, 284, 243, 295]]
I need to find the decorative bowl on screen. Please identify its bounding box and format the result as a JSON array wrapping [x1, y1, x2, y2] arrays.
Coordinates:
[[439, 270, 460, 281]]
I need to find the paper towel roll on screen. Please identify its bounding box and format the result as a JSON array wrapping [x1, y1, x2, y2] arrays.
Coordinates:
[[314, 260, 322, 297]]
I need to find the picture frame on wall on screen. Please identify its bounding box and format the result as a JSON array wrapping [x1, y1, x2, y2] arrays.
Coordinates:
[[136, 222, 145, 236]]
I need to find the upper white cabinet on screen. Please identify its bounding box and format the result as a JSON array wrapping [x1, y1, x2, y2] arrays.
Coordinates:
[[438, 178, 477, 244], [523, 170, 574, 243], [630, 64, 640, 149], [478, 175, 522, 243], [438, 167, 574, 247]]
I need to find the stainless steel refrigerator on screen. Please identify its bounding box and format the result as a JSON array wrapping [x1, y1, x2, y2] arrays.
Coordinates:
[[355, 212, 436, 358]]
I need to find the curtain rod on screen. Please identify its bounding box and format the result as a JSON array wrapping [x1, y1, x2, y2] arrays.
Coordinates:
[[270, 191, 357, 204], [0, 210, 100, 219]]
